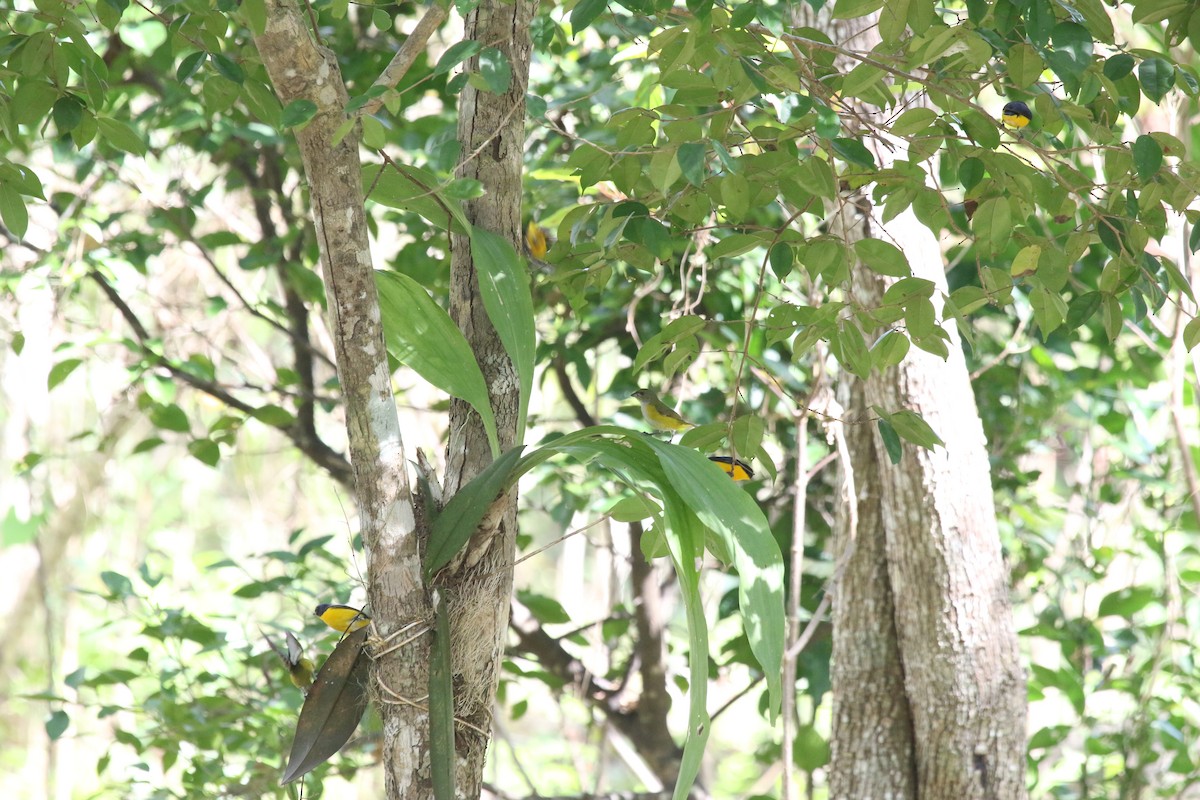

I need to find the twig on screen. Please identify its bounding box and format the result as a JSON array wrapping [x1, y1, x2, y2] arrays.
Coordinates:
[[357, 3, 449, 118]]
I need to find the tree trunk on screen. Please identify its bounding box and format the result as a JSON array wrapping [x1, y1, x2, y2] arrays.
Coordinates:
[[253, 6, 429, 795], [794, 8, 1030, 799], [441, 0, 535, 794]]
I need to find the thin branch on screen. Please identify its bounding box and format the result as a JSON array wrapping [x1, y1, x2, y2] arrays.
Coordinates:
[[552, 354, 597, 427], [89, 268, 354, 487], [357, 3, 449, 118]]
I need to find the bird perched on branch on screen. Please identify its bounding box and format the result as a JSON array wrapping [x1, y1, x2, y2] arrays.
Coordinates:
[[314, 603, 370, 634], [262, 629, 315, 694], [632, 388, 695, 433], [708, 455, 755, 481], [1001, 100, 1032, 130]]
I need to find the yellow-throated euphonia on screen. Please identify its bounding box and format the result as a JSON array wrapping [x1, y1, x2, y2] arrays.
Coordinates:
[[314, 603, 370, 633], [631, 388, 695, 433], [1001, 101, 1032, 130], [525, 221, 551, 260], [708, 455, 755, 481], [263, 630, 315, 693]]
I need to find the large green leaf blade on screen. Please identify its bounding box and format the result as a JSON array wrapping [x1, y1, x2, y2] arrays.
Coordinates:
[[547, 436, 711, 800], [469, 226, 535, 435], [281, 627, 371, 785], [425, 445, 525, 577], [375, 270, 499, 456], [644, 439, 785, 719], [363, 163, 470, 233], [429, 593, 456, 800]]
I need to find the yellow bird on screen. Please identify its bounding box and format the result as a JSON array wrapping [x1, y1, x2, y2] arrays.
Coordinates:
[[314, 603, 370, 634], [708, 455, 754, 481], [1001, 100, 1032, 130], [262, 629, 315, 693], [525, 221, 551, 260], [631, 388, 695, 433]]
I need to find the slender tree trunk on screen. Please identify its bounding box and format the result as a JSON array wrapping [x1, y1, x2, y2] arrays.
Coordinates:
[[793, 7, 1030, 799], [254, 6, 428, 795], [441, 0, 535, 793]]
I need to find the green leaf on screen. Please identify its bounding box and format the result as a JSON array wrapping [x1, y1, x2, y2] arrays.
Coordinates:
[[832, 0, 884, 19], [1132, 134, 1163, 180], [831, 137, 876, 167], [470, 226, 535, 435], [429, 595, 455, 800], [571, 0, 608, 33], [363, 163, 470, 233], [876, 416, 903, 464], [210, 53, 245, 84], [955, 155, 984, 188], [282, 628, 371, 784], [280, 99, 318, 129], [1097, 586, 1158, 617], [176, 51, 206, 82], [443, 179, 484, 200], [961, 109, 1000, 149], [0, 184, 29, 240], [678, 141, 706, 187], [425, 445, 524, 577], [1030, 285, 1068, 336], [434, 40, 482, 75], [1138, 57, 1176, 103], [877, 407, 944, 449], [871, 329, 910, 368], [47, 358, 83, 390], [645, 439, 785, 719], [891, 107, 937, 135], [854, 238, 911, 277], [376, 270, 500, 455], [1007, 43, 1044, 88], [187, 438, 220, 466], [45, 710, 69, 741], [149, 403, 191, 433], [972, 196, 1011, 256], [95, 117, 148, 156], [1183, 317, 1200, 351], [101, 571, 134, 598], [1103, 53, 1135, 80], [633, 315, 707, 372], [608, 494, 661, 522], [517, 590, 572, 624], [769, 243, 794, 278]]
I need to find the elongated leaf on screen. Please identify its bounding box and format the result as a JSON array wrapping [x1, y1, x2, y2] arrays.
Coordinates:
[[376, 271, 500, 457], [644, 439, 785, 718], [469, 226, 535, 435], [282, 627, 370, 785], [425, 445, 525, 577], [363, 163, 470, 233], [429, 593, 455, 800], [527, 433, 711, 800]]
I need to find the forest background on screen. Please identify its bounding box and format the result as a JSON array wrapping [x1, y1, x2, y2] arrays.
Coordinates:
[[3, 0, 1200, 797]]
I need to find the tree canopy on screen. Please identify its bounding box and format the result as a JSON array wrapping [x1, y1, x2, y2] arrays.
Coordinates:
[[3, 0, 1200, 796]]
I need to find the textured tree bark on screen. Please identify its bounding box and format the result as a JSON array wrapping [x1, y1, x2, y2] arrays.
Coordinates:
[[795, 6, 1030, 798], [836, 208, 1028, 798], [253, 5, 429, 796], [829, 385, 917, 798], [440, 0, 535, 794]]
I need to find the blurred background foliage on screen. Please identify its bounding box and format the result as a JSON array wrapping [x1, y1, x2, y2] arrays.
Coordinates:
[[3, 0, 1200, 796]]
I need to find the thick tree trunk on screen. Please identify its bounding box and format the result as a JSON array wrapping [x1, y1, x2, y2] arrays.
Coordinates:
[[441, 0, 535, 794], [253, 6, 429, 795], [796, 7, 1029, 799], [824, 195, 1028, 799], [831, 207, 1028, 798]]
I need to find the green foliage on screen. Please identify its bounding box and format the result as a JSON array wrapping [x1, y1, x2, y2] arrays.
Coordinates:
[[5, 0, 1200, 793]]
